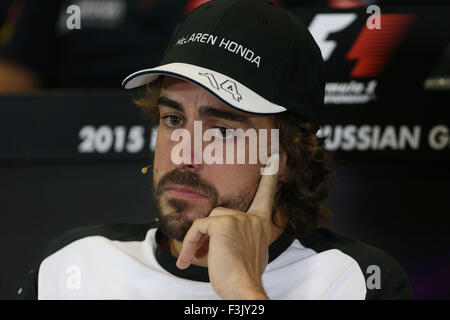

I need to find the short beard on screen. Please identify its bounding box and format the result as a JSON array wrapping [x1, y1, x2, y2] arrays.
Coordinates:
[[153, 168, 252, 242]]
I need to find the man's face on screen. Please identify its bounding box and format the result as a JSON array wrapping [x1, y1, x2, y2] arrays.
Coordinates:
[[152, 76, 278, 241]]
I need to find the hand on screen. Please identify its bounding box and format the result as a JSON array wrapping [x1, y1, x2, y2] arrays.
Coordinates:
[[176, 154, 279, 300]]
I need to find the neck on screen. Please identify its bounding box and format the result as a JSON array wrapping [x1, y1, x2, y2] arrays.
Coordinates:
[[161, 211, 287, 267]]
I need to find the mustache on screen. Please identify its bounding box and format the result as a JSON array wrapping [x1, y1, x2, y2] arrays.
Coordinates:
[[154, 168, 219, 204]]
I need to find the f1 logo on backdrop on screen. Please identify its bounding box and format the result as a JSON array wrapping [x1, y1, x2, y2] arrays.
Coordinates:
[[184, 1, 415, 79], [308, 12, 415, 78]]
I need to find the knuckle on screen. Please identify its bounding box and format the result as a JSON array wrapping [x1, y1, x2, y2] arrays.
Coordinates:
[[190, 217, 206, 230], [248, 213, 262, 224], [209, 207, 221, 216], [219, 215, 243, 230], [236, 213, 249, 225], [223, 215, 237, 226], [191, 218, 201, 227], [209, 206, 228, 216]]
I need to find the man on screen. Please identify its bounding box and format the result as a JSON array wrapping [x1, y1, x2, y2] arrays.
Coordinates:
[[18, 0, 411, 299]]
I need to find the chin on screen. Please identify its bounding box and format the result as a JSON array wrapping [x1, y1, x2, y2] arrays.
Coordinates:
[[156, 200, 212, 241], [157, 210, 191, 242]]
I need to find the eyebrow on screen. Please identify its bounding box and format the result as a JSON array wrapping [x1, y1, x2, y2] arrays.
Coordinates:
[[198, 107, 253, 127], [157, 96, 253, 127], [157, 96, 183, 112]]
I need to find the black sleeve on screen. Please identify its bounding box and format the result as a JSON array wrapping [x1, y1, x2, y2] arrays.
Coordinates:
[[16, 267, 38, 300], [334, 232, 413, 300], [299, 228, 413, 300], [364, 253, 412, 300], [0, 0, 60, 81]]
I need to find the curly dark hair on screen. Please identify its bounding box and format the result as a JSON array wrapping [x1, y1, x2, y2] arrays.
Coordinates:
[[134, 77, 334, 238], [273, 112, 334, 238]]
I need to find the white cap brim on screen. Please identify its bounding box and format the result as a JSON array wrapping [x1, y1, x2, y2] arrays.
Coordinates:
[[122, 62, 286, 114]]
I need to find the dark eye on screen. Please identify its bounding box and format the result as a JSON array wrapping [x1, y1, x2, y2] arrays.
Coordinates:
[[163, 115, 182, 128]]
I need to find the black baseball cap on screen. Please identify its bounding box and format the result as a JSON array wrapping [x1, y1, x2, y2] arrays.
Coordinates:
[[122, 0, 325, 123]]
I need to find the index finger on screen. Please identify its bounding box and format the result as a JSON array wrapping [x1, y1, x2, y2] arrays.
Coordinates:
[[246, 153, 279, 218]]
